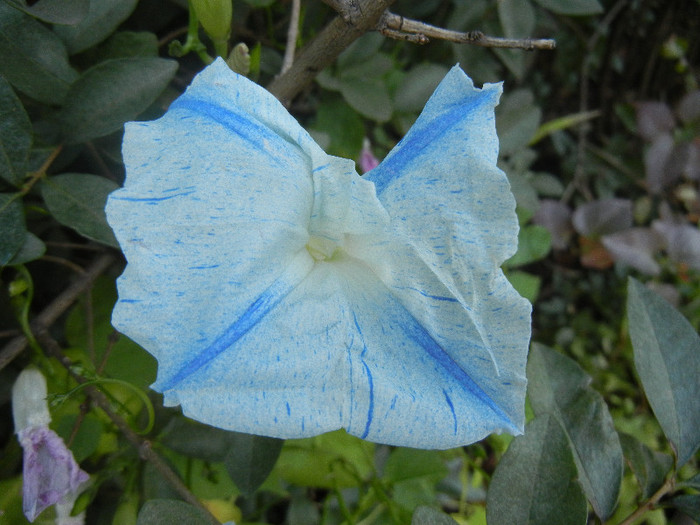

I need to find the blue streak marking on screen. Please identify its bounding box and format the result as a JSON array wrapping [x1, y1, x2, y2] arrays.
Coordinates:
[[352, 313, 374, 439], [120, 299, 141, 303], [115, 190, 196, 202], [395, 286, 459, 303], [170, 97, 300, 169], [158, 255, 312, 390], [188, 264, 220, 270], [443, 390, 458, 435], [286, 402, 291, 416], [367, 96, 489, 194]]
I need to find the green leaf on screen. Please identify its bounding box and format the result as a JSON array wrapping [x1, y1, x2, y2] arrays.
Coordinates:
[[0, 193, 26, 266], [340, 77, 392, 123], [496, 89, 542, 156], [64, 277, 157, 387], [40, 173, 119, 246], [627, 277, 700, 466], [529, 110, 601, 145], [223, 433, 284, 496], [486, 414, 588, 525], [59, 57, 177, 144], [527, 344, 623, 519], [498, 0, 535, 38], [505, 270, 540, 302], [679, 473, 700, 490], [54, 413, 103, 462], [411, 506, 459, 525], [275, 430, 374, 489], [0, 76, 32, 186], [161, 418, 234, 462], [669, 495, 700, 522], [506, 224, 551, 267], [313, 96, 364, 159], [96, 31, 159, 59], [383, 449, 448, 483], [136, 499, 211, 525], [532, 0, 603, 15], [4, 0, 89, 24], [54, 0, 138, 54], [0, 3, 78, 105], [8, 232, 46, 265], [619, 432, 673, 499], [394, 63, 449, 114]]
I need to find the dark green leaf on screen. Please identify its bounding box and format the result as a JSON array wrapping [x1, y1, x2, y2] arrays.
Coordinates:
[[394, 63, 449, 114], [224, 433, 284, 495], [486, 414, 587, 525], [4, 0, 89, 24], [498, 0, 535, 38], [0, 75, 31, 186], [0, 3, 78, 105], [532, 0, 603, 15], [161, 418, 234, 462], [54, 0, 138, 54], [627, 277, 700, 466], [679, 473, 700, 490], [506, 225, 551, 266], [0, 193, 26, 266], [496, 89, 542, 156], [340, 77, 392, 123], [527, 344, 623, 519], [40, 173, 119, 247], [97, 31, 159, 59], [505, 270, 540, 302], [669, 495, 700, 521], [55, 413, 103, 462], [411, 506, 459, 525], [8, 232, 46, 265], [313, 96, 364, 159], [384, 449, 448, 483], [136, 500, 211, 525], [619, 432, 672, 499], [59, 57, 177, 144]]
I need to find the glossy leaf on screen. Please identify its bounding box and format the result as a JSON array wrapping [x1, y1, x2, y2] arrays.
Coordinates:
[[40, 173, 119, 247], [636, 101, 675, 141], [224, 433, 284, 496], [498, 0, 535, 39], [627, 277, 700, 466], [532, 199, 572, 250], [136, 499, 211, 525], [486, 414, 587, 525], [59, 58, 177, 144], [619, 432, 672, 499], [532, 0, 603, 15], [394, 63, 449, 113], [0, 2, 78, 105], [54, 0, 138, 54], [527, 344, 623, 519], [0, 193, 26, 266], [4, 0, 89, 24], [412, 506, 459, 525], [601, 227, 664, 276], [8, 232, 46, 265], [0, 75, 32, 186]]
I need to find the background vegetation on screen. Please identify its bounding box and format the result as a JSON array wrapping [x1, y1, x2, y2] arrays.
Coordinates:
[[0, 0, 699, 524]]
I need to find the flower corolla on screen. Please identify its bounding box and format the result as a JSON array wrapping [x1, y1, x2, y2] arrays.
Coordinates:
[[12, 368, 89, 522], [106, 58, 531, 449]]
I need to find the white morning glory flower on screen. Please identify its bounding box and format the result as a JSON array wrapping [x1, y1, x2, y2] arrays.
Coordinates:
[[105, 58, 531, 449]]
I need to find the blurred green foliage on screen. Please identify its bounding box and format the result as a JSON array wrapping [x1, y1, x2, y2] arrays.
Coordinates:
[[0, 0, 699, 524]]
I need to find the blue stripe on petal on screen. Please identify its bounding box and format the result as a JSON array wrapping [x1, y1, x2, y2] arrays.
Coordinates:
[[155, 251, 314, 391]]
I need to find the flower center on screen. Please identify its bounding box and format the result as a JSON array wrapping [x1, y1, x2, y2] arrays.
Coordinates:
[[306, 235, 342, 262]]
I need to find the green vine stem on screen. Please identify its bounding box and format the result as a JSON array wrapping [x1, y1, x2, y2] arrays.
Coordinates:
[[614, 476, 676, 525]]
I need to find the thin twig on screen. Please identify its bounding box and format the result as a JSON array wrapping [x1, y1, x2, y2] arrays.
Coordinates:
[[281, 0, 301, 74], [614, 476, 675, 525], [0, 253, 114, 372], [36, 331, 221, 525], [379, 12, 556, 50]]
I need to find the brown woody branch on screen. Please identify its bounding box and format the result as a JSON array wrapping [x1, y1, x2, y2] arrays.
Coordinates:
[[379, 12, 556, 50]]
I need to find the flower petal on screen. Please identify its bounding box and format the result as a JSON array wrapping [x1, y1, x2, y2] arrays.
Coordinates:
[[165, 255, 523, 448], [106, 59, 320, 387]]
